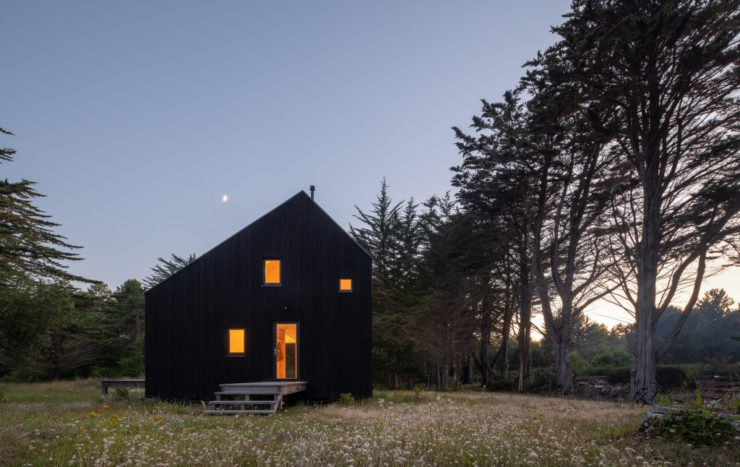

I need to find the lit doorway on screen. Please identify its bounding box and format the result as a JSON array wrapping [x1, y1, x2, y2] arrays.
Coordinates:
[[275, 323, 298, 379]]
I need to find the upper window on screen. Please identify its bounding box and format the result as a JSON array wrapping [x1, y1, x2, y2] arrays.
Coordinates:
[[339, 278, 353, 293], [228, 328, 245, 354], [264, 259, 281, 285]]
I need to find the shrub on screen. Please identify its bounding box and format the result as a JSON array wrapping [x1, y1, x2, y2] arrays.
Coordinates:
[[113, 387, 131, 401], [646, 408, 735, 446], [730, 398, 740, 414], [656, 366, 689, 389], [484, 377, 517, 392], [530, 367, 557, 391], [592, 349, 631, 367], [412, 385, 423, 402], [338, 392, 356, 406], [570, 351, 590, 375], [644, 388, 736, 446], [577, 366, 631, 384], [573, 365, 689, 389]]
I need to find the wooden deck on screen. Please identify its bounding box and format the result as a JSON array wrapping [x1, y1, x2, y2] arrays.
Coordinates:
[[205, 381, 307, 415]]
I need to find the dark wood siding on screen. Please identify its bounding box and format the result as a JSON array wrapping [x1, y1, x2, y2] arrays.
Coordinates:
[[145, 191, 372, 401]]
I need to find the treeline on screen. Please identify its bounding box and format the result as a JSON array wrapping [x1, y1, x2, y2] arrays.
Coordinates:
[[0, 126, 191, 380], [0, 280, 144, 380], [352, 180, 740, 390], [352, 0, 739, 402]]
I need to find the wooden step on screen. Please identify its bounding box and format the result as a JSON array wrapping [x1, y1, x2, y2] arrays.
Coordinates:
[[204, 409, 274, 415], [219, 386, 279, 395], [206, 381, 305, 415], [209, 400, 275, 405], [213, 391, 279, 400], [219, 381, 307, 396]]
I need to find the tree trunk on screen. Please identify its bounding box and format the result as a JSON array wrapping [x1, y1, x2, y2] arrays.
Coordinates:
[[452, 361, 460, 391], [553, 340, 573, 393], [462, 356, 473, 384], [631, 243, 659, 402], [500, 304, 512, 378], [631, 164, 661, 403], [630, 309, 657, 403], [440, 364, 449, 391], [517, 238, 532, 391], [479, 302, 491, 386]]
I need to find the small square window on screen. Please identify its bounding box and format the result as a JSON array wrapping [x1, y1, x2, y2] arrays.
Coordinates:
[[228, 329, 245, 354], [339, 278, 353, 292], [264, 259, 281, 285]]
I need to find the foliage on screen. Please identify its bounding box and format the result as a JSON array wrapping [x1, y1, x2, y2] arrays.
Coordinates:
[[562, 0, 739, 403], [351, 179, 424, 387], [353, 182, 497, 390], [449, 0, 740, 401], [650, 410, 736, 446], [0, 129, 90, 283], [645, 390, 736, 447], [658, 290, 740, 363], [338, 392, 356, 406], [572, 365, 693, 389], [143, 253, 196, 289], [0, 277, 145, 381]]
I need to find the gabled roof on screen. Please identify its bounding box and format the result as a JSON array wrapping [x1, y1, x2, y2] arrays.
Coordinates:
[[145, 190, 370, 294]]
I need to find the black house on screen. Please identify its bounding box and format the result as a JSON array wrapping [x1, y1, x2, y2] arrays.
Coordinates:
[[145, 191, 372, 403]]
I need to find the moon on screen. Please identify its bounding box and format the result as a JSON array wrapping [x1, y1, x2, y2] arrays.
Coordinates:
[[222, 194, 229, 203]]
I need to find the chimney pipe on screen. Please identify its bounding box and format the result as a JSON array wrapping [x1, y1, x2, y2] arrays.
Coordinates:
[[309, 185, 315, 200]]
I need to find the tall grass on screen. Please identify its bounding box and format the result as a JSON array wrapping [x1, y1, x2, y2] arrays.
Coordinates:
[[0, 380, 737, 465]]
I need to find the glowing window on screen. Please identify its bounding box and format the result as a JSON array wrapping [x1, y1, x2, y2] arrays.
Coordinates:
[[339, 278, 353, 292], [264, 259, 281, 285], [228, 329, 245, 354], [276, 323, 297, 379]]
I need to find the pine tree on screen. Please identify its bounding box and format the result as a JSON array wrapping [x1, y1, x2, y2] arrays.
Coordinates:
[[350, 179, 422, 387], [555, 0, 740, 402], [0, 129, 87, 283], [452, 91, 535, 389], [143, 253, 197, 289]]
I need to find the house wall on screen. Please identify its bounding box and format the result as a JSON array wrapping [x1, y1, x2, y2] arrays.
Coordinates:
[[145, 192, 372, 401]]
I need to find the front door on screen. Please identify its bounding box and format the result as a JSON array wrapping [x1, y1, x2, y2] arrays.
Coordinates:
[[275, 323, 298, 379]]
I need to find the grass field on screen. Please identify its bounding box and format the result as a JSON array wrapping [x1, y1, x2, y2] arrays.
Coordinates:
[[0, 380, 737, 466]]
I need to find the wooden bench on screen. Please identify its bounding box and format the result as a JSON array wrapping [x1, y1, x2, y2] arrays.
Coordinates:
[[101, 379, 145, 395]]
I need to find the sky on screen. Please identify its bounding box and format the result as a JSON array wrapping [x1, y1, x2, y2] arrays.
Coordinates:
[[2, 1, 738, 326]]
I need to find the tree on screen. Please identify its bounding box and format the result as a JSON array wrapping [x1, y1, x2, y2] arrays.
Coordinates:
[[351, 178, 402, 284], [351, 179, 422, 387], [520, 44, 622, 391], [0, 129, 87, 283], [143, 253, 196, 289], [657, 289, 740, 363], [0, 278, 75, 379], [106, 280, 145, 376], [415, 194, 491, 389], [555, 0, 740, 402], [452, 91, 535, 390]]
